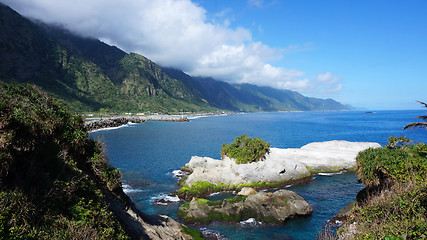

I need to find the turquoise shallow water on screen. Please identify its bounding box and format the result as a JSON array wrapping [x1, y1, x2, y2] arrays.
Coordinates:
[[90, 110, 427, 240]]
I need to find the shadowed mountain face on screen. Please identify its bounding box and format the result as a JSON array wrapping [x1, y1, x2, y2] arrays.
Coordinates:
[[163, 68, 349, 111], [0, 3, 348, 113]]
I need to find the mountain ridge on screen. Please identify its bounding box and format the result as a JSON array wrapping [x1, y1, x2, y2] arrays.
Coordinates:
[[0, 3, 349, 113]]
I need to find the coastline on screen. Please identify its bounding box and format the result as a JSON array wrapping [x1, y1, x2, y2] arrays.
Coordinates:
[[85, 114, 189, 132]]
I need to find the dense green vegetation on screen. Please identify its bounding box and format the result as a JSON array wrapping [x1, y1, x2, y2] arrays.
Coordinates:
[[336, 136, 427, 239], [221, 134, 270, 164], [0, 83, 129, 239]]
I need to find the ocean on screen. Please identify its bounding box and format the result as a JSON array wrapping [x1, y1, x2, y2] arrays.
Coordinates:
[[90, 110, 427, 240]]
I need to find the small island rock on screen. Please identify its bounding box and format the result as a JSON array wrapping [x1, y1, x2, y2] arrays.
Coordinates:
[[183, 140, 381, 187], [178, 189, 312, 224]]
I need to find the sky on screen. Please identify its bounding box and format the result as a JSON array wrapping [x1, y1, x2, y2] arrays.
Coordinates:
[[1, 0, 426, 110]]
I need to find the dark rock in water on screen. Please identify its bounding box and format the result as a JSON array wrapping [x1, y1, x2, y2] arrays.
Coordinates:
[[85, 117, 147, 131], [178, 189, 312, 224], [154, 199, 176, 205], [331, 200, 357, 224], [85, 115, 189, 131]]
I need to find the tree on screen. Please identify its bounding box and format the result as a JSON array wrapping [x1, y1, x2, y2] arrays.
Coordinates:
[[403, 101, 427, 130]]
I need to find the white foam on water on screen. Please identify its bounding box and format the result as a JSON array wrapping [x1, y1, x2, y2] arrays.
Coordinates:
[[122, 183, 145, 194], [89, 124, 128, 133], [199, 228, 227, 240], [151, 193, 181, 205], [318, 171, 345, 176], [171, 169, 186, 178], [208, 192, 221, 197], [240, 218, 262, 226]]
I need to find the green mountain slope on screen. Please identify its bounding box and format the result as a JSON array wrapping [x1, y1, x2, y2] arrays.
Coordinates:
[[0, 3, 348, 113], [0, 3, 213, 113], [163, 67, 349, 111]]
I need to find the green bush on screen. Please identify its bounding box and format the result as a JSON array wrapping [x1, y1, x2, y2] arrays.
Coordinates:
[[220, 134, 270, 164], [0, 83, 129, 239], [337, 137, 427, 239], [356, 137, 427, 186]]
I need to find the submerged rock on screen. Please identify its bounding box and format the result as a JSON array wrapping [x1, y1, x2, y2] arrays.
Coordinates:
[[178, 189, 312, 224], [183, 140, 381, 187]]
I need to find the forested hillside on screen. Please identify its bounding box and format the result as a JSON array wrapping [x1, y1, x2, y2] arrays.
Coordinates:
[[0, 3, 348, 113]]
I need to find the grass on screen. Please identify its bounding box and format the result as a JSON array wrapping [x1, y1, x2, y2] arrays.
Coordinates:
[[340, 179, 427, 239], [318, 137, 427, 239], [181, 225, 205, 240]]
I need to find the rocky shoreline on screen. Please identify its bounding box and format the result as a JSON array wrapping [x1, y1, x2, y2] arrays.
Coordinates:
[[85, 115, 189, 132], [173, 140, 381, 225]]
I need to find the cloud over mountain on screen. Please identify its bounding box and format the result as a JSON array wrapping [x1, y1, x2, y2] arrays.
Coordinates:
[[1, 0, 341, 94]]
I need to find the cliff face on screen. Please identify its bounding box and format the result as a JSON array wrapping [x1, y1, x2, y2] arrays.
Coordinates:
[[0, 83, 194, 239]]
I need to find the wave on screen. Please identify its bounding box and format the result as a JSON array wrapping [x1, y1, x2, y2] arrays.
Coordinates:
[[122, 183, 145, 194], [208, 192, 221, 197], [199, 228, 227, 240], [240, 218, 262, 226], [171, 169, 186, 178], [151, 193, 180, 205], [187, 113, 228, 120], [89, 122, 136, 133], [318, 171, 346, 176]]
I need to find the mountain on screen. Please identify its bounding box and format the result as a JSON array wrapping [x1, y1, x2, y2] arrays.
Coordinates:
[[163, 68, 349, 111], [0, 3, 213, 113], [0, 3, 349, 113]]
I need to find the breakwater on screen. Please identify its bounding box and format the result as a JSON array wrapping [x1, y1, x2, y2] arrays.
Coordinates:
[[85, 115, 189, 132]]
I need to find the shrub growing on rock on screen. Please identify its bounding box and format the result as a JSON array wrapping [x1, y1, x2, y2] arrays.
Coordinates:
[[220, 134, 270, 164]]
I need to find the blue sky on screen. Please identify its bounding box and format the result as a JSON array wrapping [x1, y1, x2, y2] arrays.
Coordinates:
[[2, 0, 427, 110], [195, 0, 427, 110]]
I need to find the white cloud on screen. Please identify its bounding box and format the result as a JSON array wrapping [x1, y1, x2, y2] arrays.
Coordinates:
[[248, 0, 264, 8], [314, 72, 343, 93], [1, 0, 342, 95], [316, 72, 340, 84]]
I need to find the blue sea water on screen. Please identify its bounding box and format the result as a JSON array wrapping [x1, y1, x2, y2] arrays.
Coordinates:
[[90, 110, 427, 240]]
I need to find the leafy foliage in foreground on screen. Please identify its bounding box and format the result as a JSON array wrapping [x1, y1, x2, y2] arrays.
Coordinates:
[[0, 83, 129, 239], [356, 136, 427, 186], [403, 100, 427, 130], [338, 137, 427, 239], [221, 134, 270, 164]]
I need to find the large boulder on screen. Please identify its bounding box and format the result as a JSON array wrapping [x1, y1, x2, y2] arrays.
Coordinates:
[[178, 189, 313, 224], [183, 140, 381, 187]]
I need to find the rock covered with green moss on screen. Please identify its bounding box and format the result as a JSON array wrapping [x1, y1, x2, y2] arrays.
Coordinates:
[[179, 140, 381, 199], [178, 189, 312, 224]]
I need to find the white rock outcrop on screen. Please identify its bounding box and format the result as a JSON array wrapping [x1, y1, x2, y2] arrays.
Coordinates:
[[184, 140, 381, 186]]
